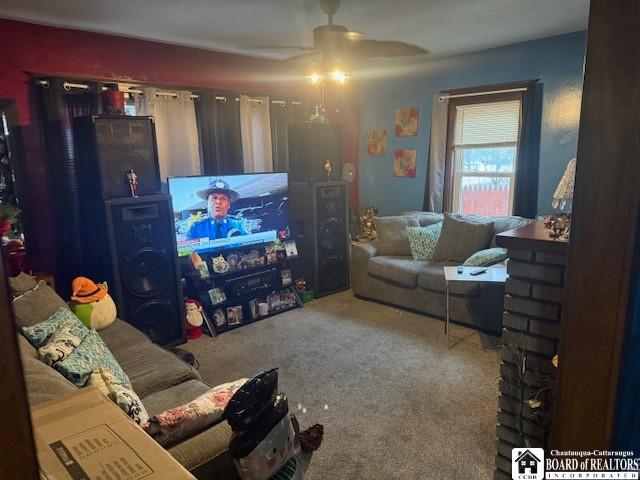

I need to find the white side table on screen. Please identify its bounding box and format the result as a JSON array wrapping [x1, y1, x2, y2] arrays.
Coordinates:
[[443, 265, 508, 347]]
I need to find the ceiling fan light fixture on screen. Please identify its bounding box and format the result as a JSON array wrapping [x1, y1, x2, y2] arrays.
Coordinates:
[[307, 72, 324, 85], [330, 69, 349, 85]]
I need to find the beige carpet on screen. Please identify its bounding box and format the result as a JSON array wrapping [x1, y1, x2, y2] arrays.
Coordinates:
[[183, 290, 500, 479]]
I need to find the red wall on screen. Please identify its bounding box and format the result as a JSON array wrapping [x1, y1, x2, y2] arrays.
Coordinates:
[[0, 19, 360, 273]]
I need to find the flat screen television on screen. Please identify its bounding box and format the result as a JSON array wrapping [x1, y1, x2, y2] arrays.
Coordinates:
[[168, 173, 289, 257]]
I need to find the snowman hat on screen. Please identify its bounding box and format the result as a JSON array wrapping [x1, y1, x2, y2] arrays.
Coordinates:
[[71, 276, 108, 303]]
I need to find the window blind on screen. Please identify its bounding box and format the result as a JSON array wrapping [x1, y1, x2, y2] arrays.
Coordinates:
[[453, 100, 521, 146]]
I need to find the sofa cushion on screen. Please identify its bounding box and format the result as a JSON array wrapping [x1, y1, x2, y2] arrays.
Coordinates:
[[18, 334, 37, 359], [115, 343, 201, 398], [367, 256, 427, 288], [8, 272, 38, 297], [462, 214, 534, 247], [373, 215, 419, 256], [12, 281, 70, 328], [99, 318, 152, 355], [168, 421, 234, 472], [142, 379, 212, 416], [404, 211, 444, 227], [432, 214, 494, 262], [417, 262, 481, 296], [407, 223, 442, 261], [21, 354, 77, 406]]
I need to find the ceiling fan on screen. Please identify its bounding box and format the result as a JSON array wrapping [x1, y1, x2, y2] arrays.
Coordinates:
[[255, 0, 428, 64]]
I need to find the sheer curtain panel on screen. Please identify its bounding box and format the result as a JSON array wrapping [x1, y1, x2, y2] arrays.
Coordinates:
[[239, 95, 273, 173]]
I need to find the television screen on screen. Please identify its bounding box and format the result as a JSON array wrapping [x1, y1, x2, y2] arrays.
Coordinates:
[[168, 173, 289, 257]]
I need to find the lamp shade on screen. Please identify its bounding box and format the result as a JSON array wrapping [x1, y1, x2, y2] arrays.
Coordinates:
[[552, 158, 576, 210]]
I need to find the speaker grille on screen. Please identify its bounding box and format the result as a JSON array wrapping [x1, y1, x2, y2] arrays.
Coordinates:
[[122, 248, 171, 297], [130, 300, 176, 345]]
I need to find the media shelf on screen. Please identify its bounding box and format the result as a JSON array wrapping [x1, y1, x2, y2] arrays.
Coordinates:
[[182, 252, 302, 336]]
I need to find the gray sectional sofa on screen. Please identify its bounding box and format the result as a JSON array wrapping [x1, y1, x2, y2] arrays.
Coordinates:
[[11, 274, 239, 480], [351, 212, 534, 333]]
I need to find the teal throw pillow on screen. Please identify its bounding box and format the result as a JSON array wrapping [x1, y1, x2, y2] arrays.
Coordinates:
[[463, 248, 508, 267], [22, 308, 87, 348], [56, 330, 131, 388], [407, 222, 443, 261]]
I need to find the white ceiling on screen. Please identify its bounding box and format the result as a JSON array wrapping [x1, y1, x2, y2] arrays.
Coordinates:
[[0, 0, 589, 61]]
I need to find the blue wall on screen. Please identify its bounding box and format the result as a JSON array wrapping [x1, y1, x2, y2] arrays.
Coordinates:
[[358, 32, 586, 216]]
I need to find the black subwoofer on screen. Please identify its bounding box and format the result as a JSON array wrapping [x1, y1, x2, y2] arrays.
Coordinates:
[[82, 195, 186, 345], [289, 181, 350, 297]]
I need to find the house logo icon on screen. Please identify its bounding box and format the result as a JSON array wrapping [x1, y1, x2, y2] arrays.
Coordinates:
[[512, 448, 544, 480]]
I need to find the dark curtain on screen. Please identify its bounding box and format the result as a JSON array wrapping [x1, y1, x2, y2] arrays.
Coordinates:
[[513, 81, 543, 218], [195, 92, 243, 175], [270, 101, 305, 172], [36, 77, 102, 293]]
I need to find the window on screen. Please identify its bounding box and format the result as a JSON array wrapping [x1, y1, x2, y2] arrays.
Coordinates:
[[447, 96, 522, 216]]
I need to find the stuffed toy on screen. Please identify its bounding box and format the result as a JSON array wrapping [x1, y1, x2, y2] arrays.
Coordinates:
[[185, 299, 205, 339], [70, 276, 117, 330], [224, 369, 323, 480]]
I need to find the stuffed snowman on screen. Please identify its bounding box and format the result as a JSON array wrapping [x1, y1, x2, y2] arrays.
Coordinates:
[[224, 369, 322, 480], [70, 276, 117, 330]]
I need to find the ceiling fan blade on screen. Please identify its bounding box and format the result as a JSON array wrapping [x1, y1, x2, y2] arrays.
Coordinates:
[[287, 51, 322, 63], [246, 45, 316, 51], [350, 39, 428, 57]]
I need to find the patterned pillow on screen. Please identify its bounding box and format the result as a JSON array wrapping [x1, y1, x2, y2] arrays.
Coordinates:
[[463, 248, 508, 267], [38, 324, 89, 367], [55, 330, 130, 388], [90, 367, 149, 426], [22, 308, 87, 349], [407, 222, 443, 261], [145, 378, 247, 446]]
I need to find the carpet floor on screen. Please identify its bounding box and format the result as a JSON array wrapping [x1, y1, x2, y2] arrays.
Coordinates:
[[183, 290, 501, 480]]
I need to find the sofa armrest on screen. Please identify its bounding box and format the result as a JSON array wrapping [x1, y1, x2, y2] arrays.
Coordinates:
[[351, 241, 379, 296]]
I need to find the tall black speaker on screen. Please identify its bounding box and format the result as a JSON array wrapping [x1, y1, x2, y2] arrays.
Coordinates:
[[289, 181, 350, 297], [74, 115, 161, 199], [287, 124, 342, 183], [83, 195, 186, 346]]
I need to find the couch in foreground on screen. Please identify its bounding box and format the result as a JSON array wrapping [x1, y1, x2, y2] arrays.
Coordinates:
[[351, 212, 534, 333], [11, 274, 239, 480]]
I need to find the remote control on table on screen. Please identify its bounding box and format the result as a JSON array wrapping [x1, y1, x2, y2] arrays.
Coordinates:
[[470, 268, 487, 276]]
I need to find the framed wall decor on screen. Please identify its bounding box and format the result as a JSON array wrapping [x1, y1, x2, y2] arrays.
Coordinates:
[[393, 149, 417, 178], [395, 107, 419, 136], [366, 129, 387, 156]]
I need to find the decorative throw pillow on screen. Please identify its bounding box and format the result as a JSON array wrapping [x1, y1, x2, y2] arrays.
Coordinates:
[[90, 366, 149, 426], [407, 222, 443, 261], [38, 324, 89, 367], [22, 308, 87, 349], [373, 215, 419, 256], [145, 378, 248, 446], [432, 214, 495, 262], [463, 248, 508, 267], [55, 330, 130, 388]]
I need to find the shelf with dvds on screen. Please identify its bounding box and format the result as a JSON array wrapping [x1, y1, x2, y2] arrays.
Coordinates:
[[181, 241, 301, 336]]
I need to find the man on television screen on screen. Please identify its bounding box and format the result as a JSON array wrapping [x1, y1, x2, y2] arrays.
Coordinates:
[[187, 179, 248, 240]]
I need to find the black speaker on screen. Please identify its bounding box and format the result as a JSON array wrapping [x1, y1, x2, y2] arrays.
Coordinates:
[[287, 124, 342, 183], [289, 181, 350, 297], [83, 195, 186, 345], [74, 115, 161, 199]]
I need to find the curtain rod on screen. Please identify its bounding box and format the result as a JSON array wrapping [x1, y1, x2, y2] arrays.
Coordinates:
[[438, 87, 528, 102], [38, 80, 301, 106]]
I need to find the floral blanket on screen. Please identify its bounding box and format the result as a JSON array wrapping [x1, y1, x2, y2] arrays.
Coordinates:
[[144, 378, 247, 446]]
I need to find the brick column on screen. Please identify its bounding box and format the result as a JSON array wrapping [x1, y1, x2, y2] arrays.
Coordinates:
[[494, 222, 568, 480]]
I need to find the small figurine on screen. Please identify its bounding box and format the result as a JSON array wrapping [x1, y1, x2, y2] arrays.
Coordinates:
[[212, 254, 230, 274], [127, 168, 139, 197], [324, 159, 332, 180], [190, 251, 209, 277], [184, 299, 205, 339]]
